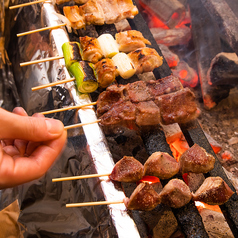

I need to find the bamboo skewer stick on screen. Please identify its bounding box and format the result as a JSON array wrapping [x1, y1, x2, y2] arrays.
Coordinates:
[[20, 56, 63, 67], [40, 102, 97, 115], [17, 23, 67, 37], [64, 119, 101, 130], [52, 173, 111, 182], [66, 200, 124, 208], [9, 0, 47, 9], [32, 78, 75, 91]]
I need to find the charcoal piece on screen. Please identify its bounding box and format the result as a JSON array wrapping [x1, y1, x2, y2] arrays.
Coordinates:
[[188, 0, 228, 109], [201, 0, 238, 55], [139, 0, 186, 28], [172, 201, 209, 237], [207, 52, 238, 86]]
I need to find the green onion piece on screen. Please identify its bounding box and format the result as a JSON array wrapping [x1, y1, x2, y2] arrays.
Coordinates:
[[69, 61, 98, 94], [62, 42, 81, 69]]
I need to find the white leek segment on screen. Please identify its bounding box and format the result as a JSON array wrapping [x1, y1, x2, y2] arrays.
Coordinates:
[[97, 33, 119, 58], [112, 53, 136, 79]]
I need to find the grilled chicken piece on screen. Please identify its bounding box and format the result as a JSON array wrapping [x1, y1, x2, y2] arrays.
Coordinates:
[[94, 58, 118, 88], [128, 47, 163, 74], [124, 182, 161, 211], [192, 177, 234, 205], [159, 179, 192, 208], [110, 156, 144, 182], [79, 36, 103, 63], [115, 30, 151, 53], [63, 6, 85, 29], [117, 0, 139, 19], [179, 144, 216, 174], [97, 0, 121, 24], [146, 75, 183, 97], [144, 152, 179, 179], [135, 101, 160, 126], [126, 81, 153, 103], [55, 0, 89, 5], [155, 87, 199, 125], [81, 0, 105, 25]]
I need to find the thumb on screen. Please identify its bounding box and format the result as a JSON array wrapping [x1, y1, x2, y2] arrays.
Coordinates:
[[0, 108, 65, 141]]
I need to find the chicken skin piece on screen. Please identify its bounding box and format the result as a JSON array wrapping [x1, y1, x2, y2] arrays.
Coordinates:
[[179, 143, 215, 174], [79, 36, 103, 64], [159, 179, 192, 208], [63, 6, 85, 29], [192, 177, 234, 205], [128, 47, 163, 74], [115, 30, 151, 53], [110, 156, 144, 182], [81, 0, 105, 25], [94, 58, 117, 88], [124, 182, 161, 211], [144, 152, 179, 179]]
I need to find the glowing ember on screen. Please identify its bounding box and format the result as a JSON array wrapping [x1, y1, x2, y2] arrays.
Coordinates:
[[221, 151, 233, 160], [139, 175, 160, 184], [195, 201, 222, 214], [169, 136, 189, 161], [179, 69, 188, 79]]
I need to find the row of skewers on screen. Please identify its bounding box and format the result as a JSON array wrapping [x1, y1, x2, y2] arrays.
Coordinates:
[[9, 0, 233, 214], [53, 143, 234, 210]]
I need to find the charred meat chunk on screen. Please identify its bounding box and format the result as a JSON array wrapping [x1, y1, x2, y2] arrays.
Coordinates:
[[159, 179, 192, 208], [179, 143, 215, 174], [115, 30, 151, 53], [96, 84, 128, 116], [99, 100, 137, 127], [126, 81, 153, 103], [135, 101, 160, 126], [192, 177, 234, 205], [155, 87, 199, 125], [146, 75, 183, 97], [110, 156, 144, 182], [144, 152, 179, 179], [124, 182, 161, 211], [128, 47, 163, 74]]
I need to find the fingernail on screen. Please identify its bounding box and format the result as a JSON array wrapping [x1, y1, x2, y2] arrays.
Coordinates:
[[45, 119, 63, 135]]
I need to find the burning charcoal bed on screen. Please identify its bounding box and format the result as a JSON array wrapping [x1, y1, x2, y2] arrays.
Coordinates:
[[1, 0, 238, 237]]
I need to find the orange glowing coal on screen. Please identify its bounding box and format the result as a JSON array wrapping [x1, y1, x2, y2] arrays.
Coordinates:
[[195, 201, 222, 214], [169, 136, 189, 161], [139, 175, 160, 184]]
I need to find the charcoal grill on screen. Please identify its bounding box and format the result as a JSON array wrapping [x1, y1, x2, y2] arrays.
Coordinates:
[[5, 0, 238, 237], [91, 7, 238, 238]]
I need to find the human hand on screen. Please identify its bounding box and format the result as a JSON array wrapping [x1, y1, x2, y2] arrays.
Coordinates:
[[0, 107, 67, 189]]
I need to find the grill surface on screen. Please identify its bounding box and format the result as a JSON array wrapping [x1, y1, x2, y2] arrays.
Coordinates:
[[81, 4, 238, 237]]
